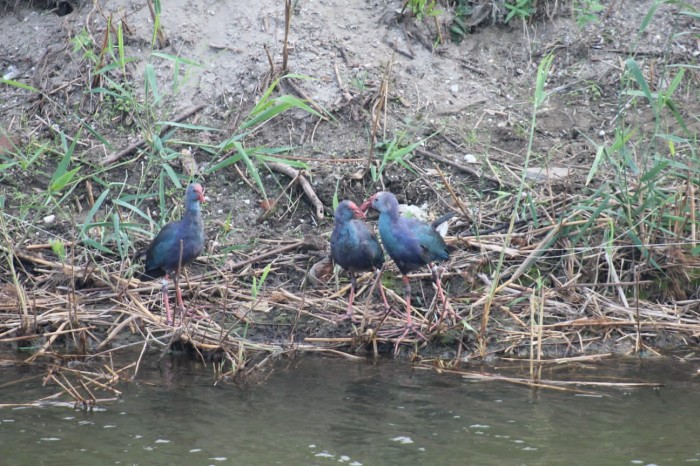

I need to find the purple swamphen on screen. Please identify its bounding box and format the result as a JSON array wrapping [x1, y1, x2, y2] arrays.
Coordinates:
[[136, 183, 206, 325], [360, 191, 453, 333], [331, 200, 390, 320]]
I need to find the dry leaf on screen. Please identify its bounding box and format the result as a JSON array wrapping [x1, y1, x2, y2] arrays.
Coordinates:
[[259, 199, 277, 211], [180, 148, 198, 177], [308, 255, 334, 287]]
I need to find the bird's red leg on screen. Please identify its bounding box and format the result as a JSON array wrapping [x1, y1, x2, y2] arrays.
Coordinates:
[[402, 276, 425, 340], [162, 275, 173, 325], [175, 273, 209, 324], [393, 275, 427, 355]]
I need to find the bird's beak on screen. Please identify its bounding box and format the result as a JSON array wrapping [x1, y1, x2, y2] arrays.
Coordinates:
[[352, 206, 366, 219], [358, 197, 373, 213], [198, 192, 207, 203]]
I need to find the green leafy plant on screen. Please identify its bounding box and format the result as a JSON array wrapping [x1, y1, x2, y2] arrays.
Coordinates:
[[450, 0, 473, 43], [372, 137, 416, 182], [0, 136, 47, 172], [577, 55, 695, 267], [504, 0, 536, 23], [406, 0, 441, 20], [251, 262, 272, 300], [71, 28, 99, 65], [350, 70, 368, 91], [206, 75, 322, 201], [50, 239, 67, 262], [574, 0, 605, 28], [371, 132, 435, 183], [50, 129, 82, 193]]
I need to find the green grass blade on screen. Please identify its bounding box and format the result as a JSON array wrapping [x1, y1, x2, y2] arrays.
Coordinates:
[[151, 52, 203, 68], [257, 154, 308, 169], [80, 188, 110, 236], [0, 78, 41, 93], [237, 142, 267, 200], [117, 22, 126, 75], [145, 63, 160, 104], [162, 163, 181, 187], [625, 59, 653, 103], [585, 145, 606, 186], [206, 152, 243, 173], [82, 237, 114, 255], [155, 121, 221, 132], [639, 0, 661, 33], [50, 167, 81, 192], [535, 54, 554, 107], [113, 198, 153, 224], [79, 119, 112, 148], [639, 160, 669, 183]]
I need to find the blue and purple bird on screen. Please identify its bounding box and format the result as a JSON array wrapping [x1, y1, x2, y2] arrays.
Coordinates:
[[330, 200, 390, 320], [360, 191, 452, 330], [137, 183, 206, 325]]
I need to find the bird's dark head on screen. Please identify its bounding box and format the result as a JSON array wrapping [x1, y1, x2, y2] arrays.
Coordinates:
[[186, 183, 206, 204], [361, 191, 398, 214], [335, 200, 366, 221]]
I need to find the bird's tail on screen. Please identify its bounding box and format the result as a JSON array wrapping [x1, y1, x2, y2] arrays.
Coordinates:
[[431, 212, 456, 230], [132, 249, 164, 281]]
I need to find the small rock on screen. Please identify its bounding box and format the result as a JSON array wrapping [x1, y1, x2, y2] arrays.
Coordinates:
[[3, 64, 19, 80], [43, 215, 56, 224]]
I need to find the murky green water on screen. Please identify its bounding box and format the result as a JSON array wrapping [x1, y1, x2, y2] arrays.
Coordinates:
[[1, 356, 699, 465]]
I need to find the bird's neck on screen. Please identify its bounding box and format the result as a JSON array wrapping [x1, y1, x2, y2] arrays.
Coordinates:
[[183, 201, 202, 225], [378, 209, 400, 236], [381, 204, 400, 224]]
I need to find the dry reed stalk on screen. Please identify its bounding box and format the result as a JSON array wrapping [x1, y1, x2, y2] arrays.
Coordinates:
[[282, 0, 291, 72], [0, 218, 29, 330], [25, 321, 68, 363], [500, 353, 614, 364], [365, 53, 393, 173], [415, 365, 664, 390]]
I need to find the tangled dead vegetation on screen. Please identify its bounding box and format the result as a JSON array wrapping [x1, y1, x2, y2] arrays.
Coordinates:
[[2, 174, 699, 391]]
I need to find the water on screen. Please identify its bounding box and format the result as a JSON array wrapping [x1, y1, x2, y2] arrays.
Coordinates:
[[1, 356, 699, 465]]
